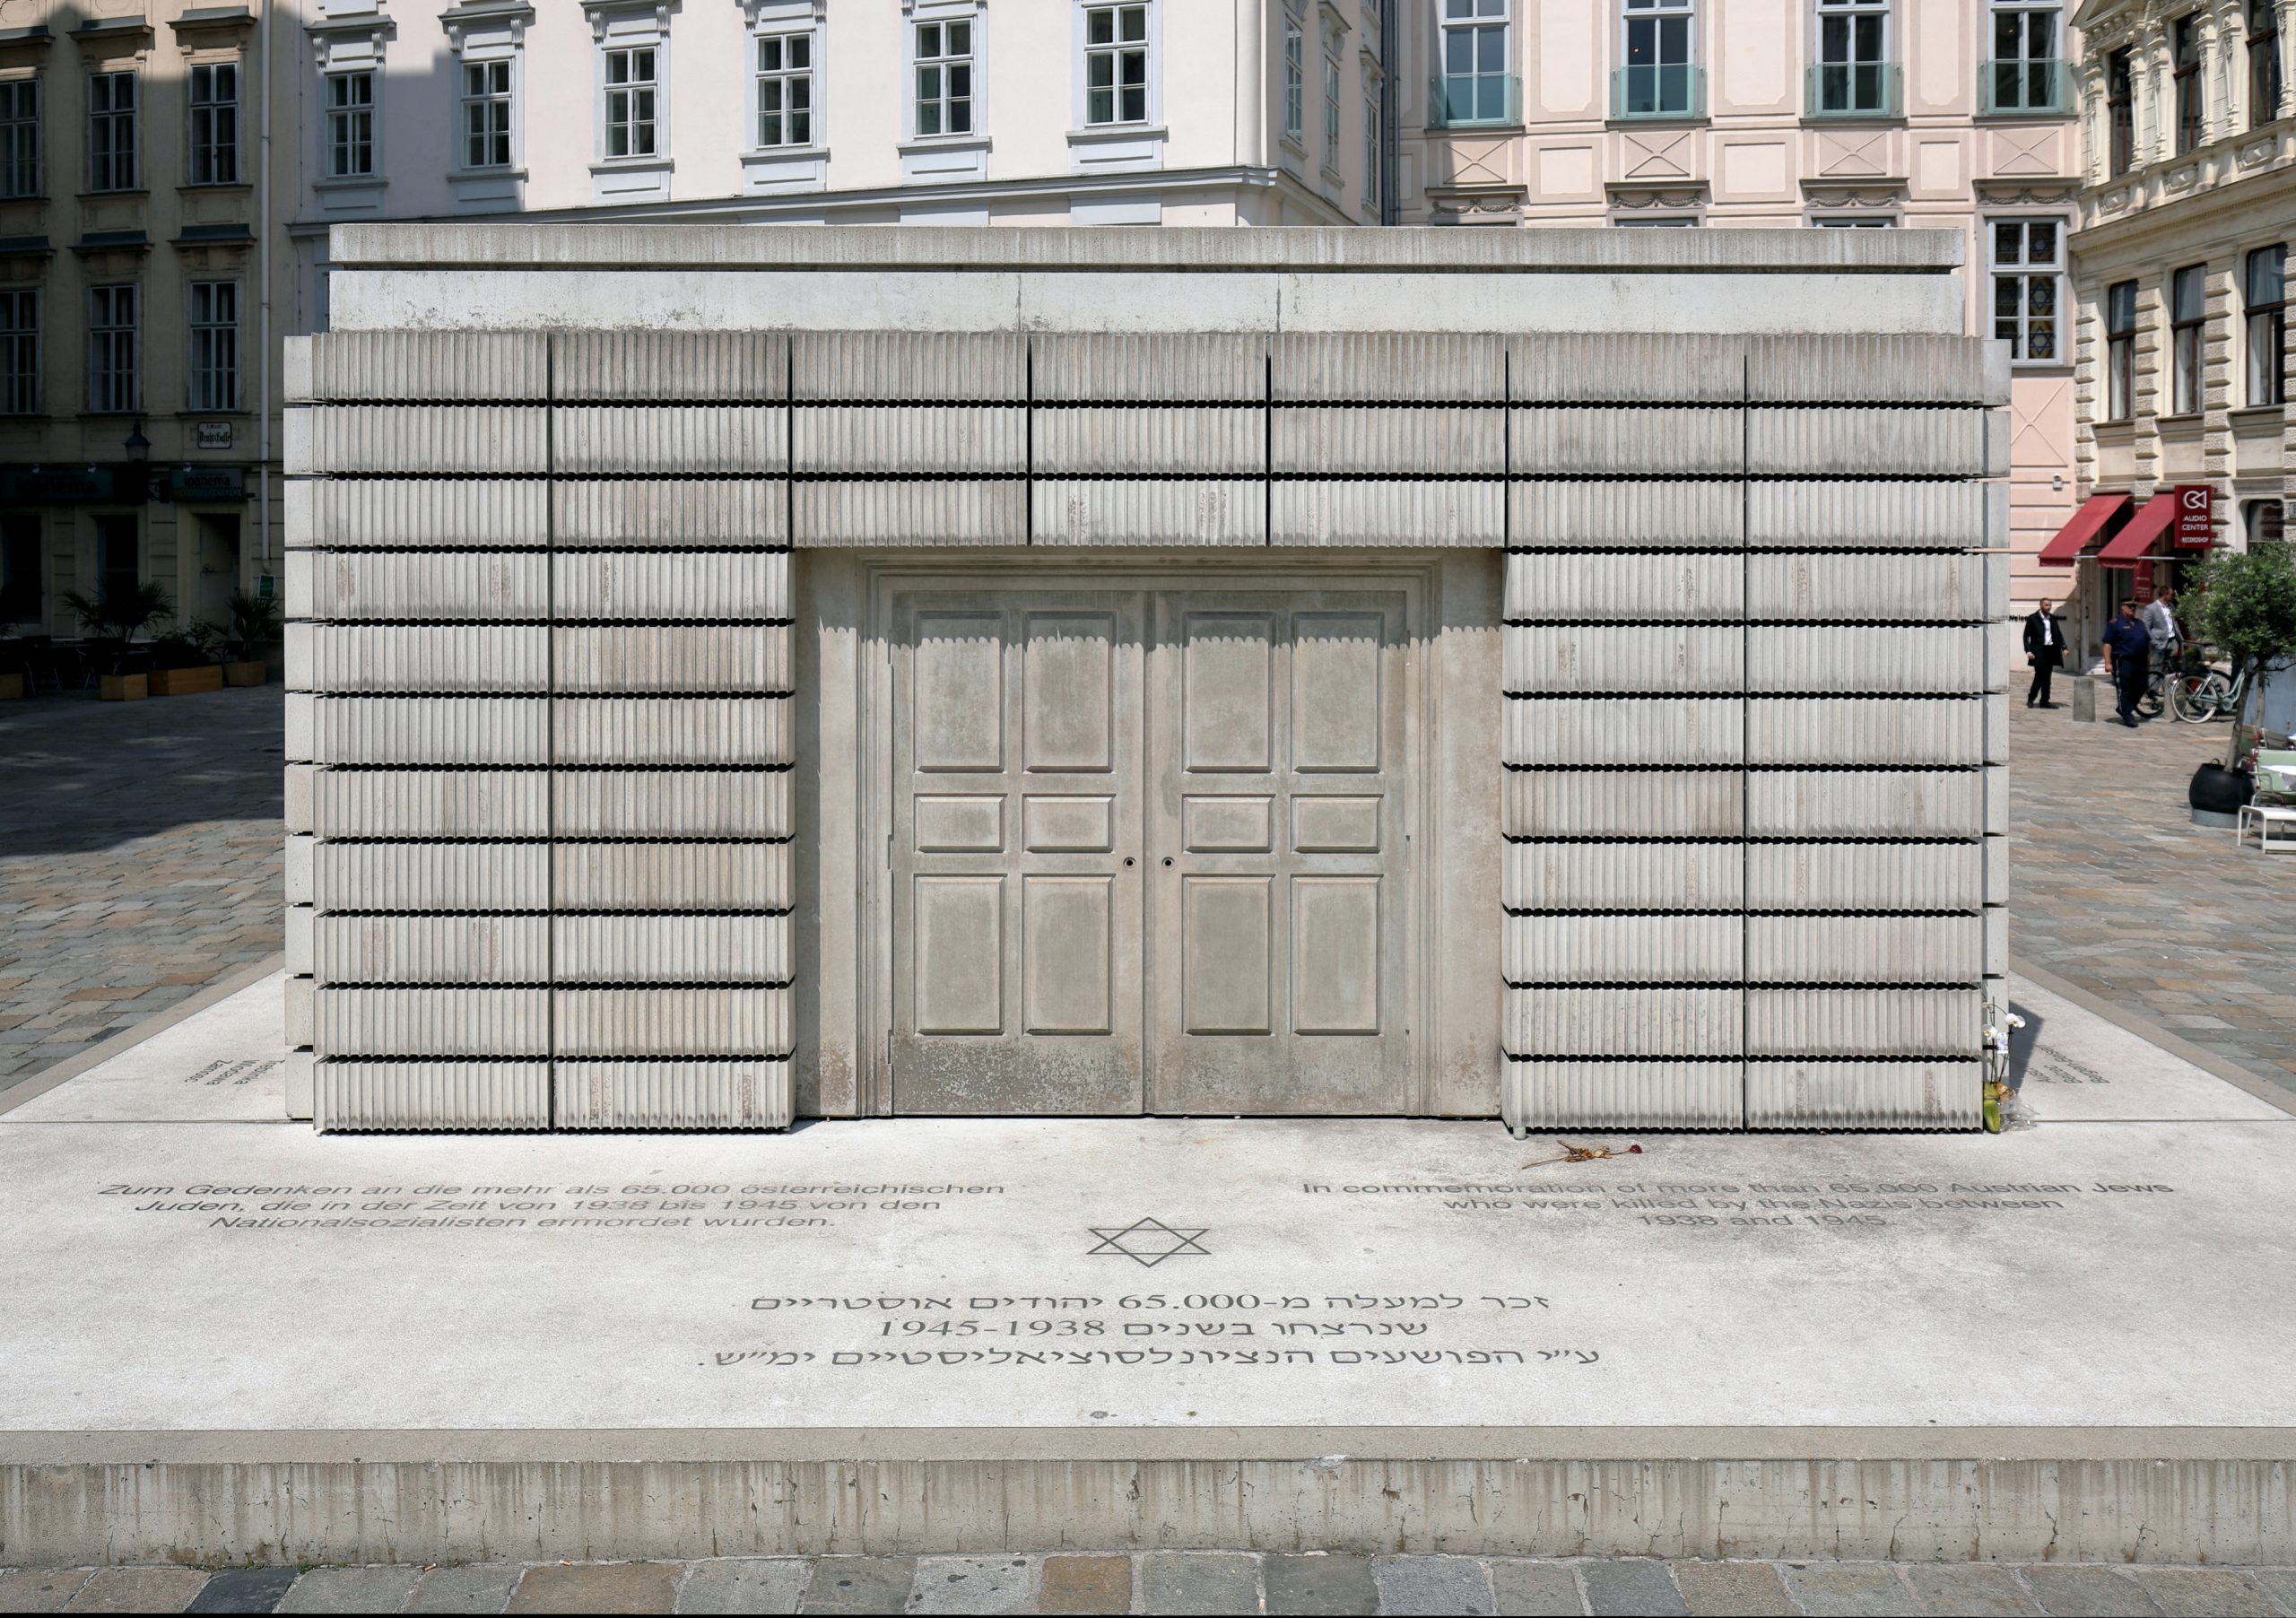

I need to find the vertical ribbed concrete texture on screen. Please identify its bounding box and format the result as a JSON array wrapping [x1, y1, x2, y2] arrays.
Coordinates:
[[284, 332, 795, 1130], [1501, 333, 2008, 1131], [285, 324, 2004, 1132]]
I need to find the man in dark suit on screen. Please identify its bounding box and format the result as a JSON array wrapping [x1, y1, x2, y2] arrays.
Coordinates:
[[2022, 596, 2069, 709]]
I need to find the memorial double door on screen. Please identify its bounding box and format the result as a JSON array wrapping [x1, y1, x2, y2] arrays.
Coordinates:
[[889, 583, 1412, 1116]]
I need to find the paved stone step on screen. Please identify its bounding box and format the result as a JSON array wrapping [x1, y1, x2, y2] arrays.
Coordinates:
[[3, 1555, 2292, 1615]]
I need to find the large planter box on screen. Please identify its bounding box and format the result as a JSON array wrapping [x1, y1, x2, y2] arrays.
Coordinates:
[[0, 672, 22, 700], [98, 673, 147, 701], [151, 665, 223, 696], [222, 660, 266, 688]]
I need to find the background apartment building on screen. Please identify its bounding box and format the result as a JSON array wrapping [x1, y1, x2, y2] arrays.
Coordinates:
[[0, 1, 267, 642], [2049, 0, 2292, 650], [1394, 0, 2086, 623]]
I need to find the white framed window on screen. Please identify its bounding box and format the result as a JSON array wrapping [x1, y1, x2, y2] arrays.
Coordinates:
[[1361, 84, 1380, 208], [1322, 33, 1343, 161], [1083, 4, 1149, 126], [1437, 0, 1511, 125], [87, 70, 135, 192], [1620, 0, 1697, 117], [1282, 11, 1303, 141], [2247, 245, 2287, 408], [604, 45, 659, 157], [462, 59, 513, 169], [187, 280, 238, 413], [1983, 0, 2063, 114], [1989, 217, 2062, 363], [0, 288, 36, 415], [1812, 0, 1892, 116], [913, 18, 975, 136], [1618, 215, 1700, 225], [187, 61, 239, 184], [0, 77, 37, 199], [86, 283, 136, 415], [324, 70, 374, 177], [755, 31, 815, 146]]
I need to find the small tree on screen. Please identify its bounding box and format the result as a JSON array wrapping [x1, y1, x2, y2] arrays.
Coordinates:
[[60, 581, 175, 674], [2187, 542, 2296, 766], [222, 588, 281, 662]]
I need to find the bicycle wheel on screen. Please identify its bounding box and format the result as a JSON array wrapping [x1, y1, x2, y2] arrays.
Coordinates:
[[2170, 673, 2217, 722], [2135, 679, 2166, 720], [2207, 673, 2237, 721]]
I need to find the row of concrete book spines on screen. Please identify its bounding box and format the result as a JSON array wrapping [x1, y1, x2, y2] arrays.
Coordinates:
[[1503, 985, 1998, 1057], [284, 475, 2005, 550], [1501, 912, 2005, 985], [1501, 1060, 1987, 1131], [289, 985, 794, 1058], [284, 404, 2008, 482], [293, 1057, 795, 1133], [288, 913, 791, 985], [287, 331, 2010, 408], [280, 549, 2007, 621], [1503, 769, 2005, 839], [284, 768, 792, 839], [276, 626, 2015, 697], [285, 839, 791, 912], [1503, 840, 2005, 909]]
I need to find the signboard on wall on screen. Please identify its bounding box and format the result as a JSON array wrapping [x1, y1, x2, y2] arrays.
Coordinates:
[[168, 467, 246, 500], [193, 422, 234, 450], [2173, 484, 2213, 547]]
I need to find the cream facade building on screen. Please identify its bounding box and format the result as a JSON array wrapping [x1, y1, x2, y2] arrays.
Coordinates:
[[1392, 0, 2087, 622], [0, 0, 270, 641], [2050, 0, 2292, 648]]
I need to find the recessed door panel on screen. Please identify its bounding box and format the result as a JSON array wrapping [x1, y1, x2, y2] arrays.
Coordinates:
[[891, 588, 1144, 1115], [1148, 590, 1412, 1115], [1183, 613, 1275, 772], [1023, 875, 1115, 1034], [1292, 876, 1381, 1034], [1182, 876, 1274, 1034], [913, 876, 1004, 1034]]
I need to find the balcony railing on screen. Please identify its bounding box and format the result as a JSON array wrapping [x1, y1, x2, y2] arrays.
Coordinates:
[[1979, 57, 2072, 116], [1805, 61, 1902, 118], [1611, 64, 1706, 120], [1427, 73, 1521, 129]]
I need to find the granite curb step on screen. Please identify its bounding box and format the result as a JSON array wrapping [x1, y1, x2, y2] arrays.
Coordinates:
[[4, 1554, 2294, 1615]]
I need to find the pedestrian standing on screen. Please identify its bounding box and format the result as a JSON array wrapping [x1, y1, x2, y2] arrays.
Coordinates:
[[2022, 596, 2068, 709], [2143, 587, 2183, 669], [2101, 600, 2152, 728]]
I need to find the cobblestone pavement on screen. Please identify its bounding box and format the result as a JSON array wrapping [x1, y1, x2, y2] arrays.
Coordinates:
[[2005, 694, 2296, 1096], [0, 684, 283, 1092], [3, 1553, 2292, 1614]]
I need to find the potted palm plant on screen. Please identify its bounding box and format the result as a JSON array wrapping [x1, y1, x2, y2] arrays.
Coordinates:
[[61, 581, 174, 700], [2186, 544, 2296, 827], [148, 622, 226, 695], [221, 589, 280, 687]]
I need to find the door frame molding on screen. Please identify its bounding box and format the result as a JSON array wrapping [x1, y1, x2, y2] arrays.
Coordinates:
[[845, 549, 1445, 1118]]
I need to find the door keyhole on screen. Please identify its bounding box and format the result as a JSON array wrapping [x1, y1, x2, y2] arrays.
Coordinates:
[[1162, 857, 1174, 866], [1124, 857, 1135, 866]]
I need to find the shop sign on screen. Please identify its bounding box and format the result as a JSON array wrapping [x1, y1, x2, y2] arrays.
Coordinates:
[[168, 466, 246, 500], [2172, 483, 2213, 547], [257, 574, 274, 600], [0, 466, 117, 504], [193, 422, 234, 450]]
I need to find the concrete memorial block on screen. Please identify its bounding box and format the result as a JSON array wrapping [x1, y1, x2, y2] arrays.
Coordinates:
[[282, 225, 2004, 1135], [315, 987, 552, 1057], [1030, 406, 1264, 474], [794, 406, 1029, 474], [1509, 407, 1742, 474], [312, 1059, 552, 1130], [1745, 987, 1983, 1055], [1032, 480, 1266, 546], [1270, 481, 1503, 547], [1744, 1060, 1987, 1128]]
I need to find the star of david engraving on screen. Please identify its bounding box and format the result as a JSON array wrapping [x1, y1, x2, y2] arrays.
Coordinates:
[[1086, 1217, 1211, 1268]]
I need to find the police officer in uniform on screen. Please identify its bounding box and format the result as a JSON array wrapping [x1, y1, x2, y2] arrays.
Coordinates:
[[2101, 600, 2152, 727]]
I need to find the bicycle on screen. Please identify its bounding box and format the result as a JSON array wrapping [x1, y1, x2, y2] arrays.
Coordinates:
[[2169, 656, 2250, 724]]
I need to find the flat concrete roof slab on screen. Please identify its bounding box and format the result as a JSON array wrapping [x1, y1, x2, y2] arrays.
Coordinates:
[[3, 974, 2291, 1447]]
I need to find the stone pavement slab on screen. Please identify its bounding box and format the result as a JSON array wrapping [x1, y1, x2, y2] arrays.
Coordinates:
[[0, 687, 283, 1091], [185, 1566, 301, 1613], [1774, 1561, 1913, 1617], [1036, 1556, 1130, 1615], [1263, 1554, 1378, 1615], [673, 1558, 811, 1614], [2017, 1564, 2169, 1616], [60, 1566, 213, 1612], [1898, 1563, 2043, 1615], [2123, 1568, 2283, 1616], [1370, 1554, 1498, 1616], [1671, 1561, 1793, 1617], [1578, 1559, 1687, 1616], [1487, 1560, 1584, 1616], [406, 1564, 524, 1614], [274, 1564, 426, 1614], [505, 1562, 679, 1614], [1137, 1552, 1258, 1614], [799, 1557, 917, 1614], [0, 1568, 97, 1611], [906, 1556, 1039, 1614]]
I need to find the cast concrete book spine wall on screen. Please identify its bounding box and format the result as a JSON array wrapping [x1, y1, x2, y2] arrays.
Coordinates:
[[281, 332, 796, 1130], [1501, 334, 2010, 1130]]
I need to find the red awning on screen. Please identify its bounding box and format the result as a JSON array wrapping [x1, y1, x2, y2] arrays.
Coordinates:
[[2096, 492, 2179, 568], [2038, 492, 2131, 566]]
